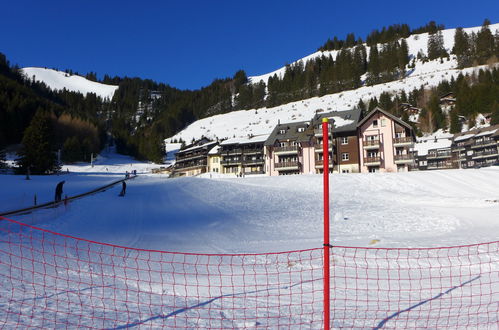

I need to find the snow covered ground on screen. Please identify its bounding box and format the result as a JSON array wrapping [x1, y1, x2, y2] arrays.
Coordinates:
[[1, 153, 498, 328], [20, 67, 118, 99], [2, 153, 498, 253]]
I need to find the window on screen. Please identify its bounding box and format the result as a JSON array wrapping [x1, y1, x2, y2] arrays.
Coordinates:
[[395, 132, 403, 138], [368, 151, 378, 158], [279, 129, 286, 135], [381, 119, 386, 127], [342, 153, 349, 161], [368, 167, 379, 173], [279, 142, 286, 147], [367, 135, 378, 141], [291, 141, 298, 146], [213, 157, 219, 163], [342, 169, 350, 173], [341, 137, 348, 145], [373, 120, 378, 128], [297, 127, 305, 132]]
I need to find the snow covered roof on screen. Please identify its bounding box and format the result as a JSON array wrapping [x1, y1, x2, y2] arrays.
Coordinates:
[[208, 145, 221, 155], [453, 134, 475, 142], [220, 134, 270, 146], [414, 138, 452, 156], [179, 141, 217, 153], [475, 129, 497, 137]]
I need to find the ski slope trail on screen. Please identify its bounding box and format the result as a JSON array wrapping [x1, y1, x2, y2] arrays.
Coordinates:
[[7, 167, 499, 253]]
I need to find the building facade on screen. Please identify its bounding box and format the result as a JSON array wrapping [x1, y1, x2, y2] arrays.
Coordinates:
[[220, 135, 268, 175], [173, 138, 217, 177], [357, 107, 415, 173], [452, 125, 499, 169]]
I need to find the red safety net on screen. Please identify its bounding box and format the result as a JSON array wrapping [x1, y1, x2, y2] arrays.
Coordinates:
[[0, 216, 497, 329]]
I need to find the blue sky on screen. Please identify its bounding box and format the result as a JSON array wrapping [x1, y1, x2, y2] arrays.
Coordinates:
[[1, 0, 497, 90]]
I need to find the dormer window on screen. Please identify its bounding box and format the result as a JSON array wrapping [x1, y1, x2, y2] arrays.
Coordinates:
[[297, 127, 305, 132], [279, 129, 286, 135]]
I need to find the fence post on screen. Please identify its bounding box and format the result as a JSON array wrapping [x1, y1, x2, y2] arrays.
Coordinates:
[[322, 117, 331, 329]]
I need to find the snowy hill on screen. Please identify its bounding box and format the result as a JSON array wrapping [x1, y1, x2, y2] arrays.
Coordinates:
[[167, 23, 499, 143], [21, 67, 118, 99]]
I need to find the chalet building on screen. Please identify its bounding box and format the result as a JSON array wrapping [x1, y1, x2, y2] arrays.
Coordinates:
[[207, 145, 221, 173], [452, 124, 499, 169], [264, 121, 311, 175], [439, 92, 456, 114], [219, 135, 268, 175], [306, 109, 362, 174], [172, 138, 217, 177], [399, 103, 422, 123], [357, 107, 415, 173]]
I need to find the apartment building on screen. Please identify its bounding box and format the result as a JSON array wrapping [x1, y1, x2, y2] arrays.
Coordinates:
[[357, 107, 415, 173], [452, 124, 499, 169], [264, 121, 311, 175], [173, 138, 217, 177], [306, 109, 361, 174], [219, 135, 268, 175], [207, 145, 221, 173]]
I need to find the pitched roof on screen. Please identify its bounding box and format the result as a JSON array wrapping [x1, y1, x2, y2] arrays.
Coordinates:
[[357, 107, 413, 131], [220, 134, 270, 146], [310, 108, 361, 133], [264, 121, 310, 146]]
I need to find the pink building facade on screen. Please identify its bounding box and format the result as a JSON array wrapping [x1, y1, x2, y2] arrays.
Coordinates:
[[357, 107, 415, 173]]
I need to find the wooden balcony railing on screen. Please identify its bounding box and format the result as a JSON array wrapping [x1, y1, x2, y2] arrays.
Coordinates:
[[363, 140, 380, 147], [274, 146, 299, 153], [393, 137, 413, 144], [364, 156, 381, 164], [275, 161, 300, 169], [394, 154, 414, 161]]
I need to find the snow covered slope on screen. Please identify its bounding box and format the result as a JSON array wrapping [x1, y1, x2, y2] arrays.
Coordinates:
[[21, 67, 118, 99], [4, 165, 499, 253], [167, 23, 499, 143]]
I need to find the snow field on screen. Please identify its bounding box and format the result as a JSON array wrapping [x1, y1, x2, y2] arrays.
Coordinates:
[[0, 153, 498, 328]]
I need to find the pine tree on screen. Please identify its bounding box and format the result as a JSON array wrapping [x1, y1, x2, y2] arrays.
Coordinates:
[[452, 28, 471, 68], [0, 148, 6, 169], [17, 109, 59, 174], [398, 39, 409, 76], [475, 19, 495, 64], [367, 45, 380, 85], [427, 31, 448, 60], [449, 109, 461, 133]]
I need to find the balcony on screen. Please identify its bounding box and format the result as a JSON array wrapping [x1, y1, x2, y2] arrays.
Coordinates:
[[221, 159, 241, 166], [393, 137, 414, 147], [471, 139, 497, 149], [222, 148, 242, 155], [364, 157, 381, 166], [363, 140, 380, 150], [243, 158, 264, 165], [427, 162, 454, 170], [175, 161, 207, 171], [275, 161, 300, 171], [315, 159, 334, 168], [176, 152, 206, 162], [315, 144, 334, 153], [394, 154, 414, 164], [243, 149, 262, 155], [243, 170, 265, 175], [274, 146, 299, 155], [314, 128, 330, 137], [427, 151, 452, 159], [471, 149, 499, 160]]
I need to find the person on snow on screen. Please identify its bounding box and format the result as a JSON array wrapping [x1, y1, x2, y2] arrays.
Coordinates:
[[55, 181, 65, 202], [119, 181, 127, 196]]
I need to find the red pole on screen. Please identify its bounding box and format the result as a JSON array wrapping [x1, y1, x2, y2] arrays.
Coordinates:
[[322, 117, 331, 329]]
